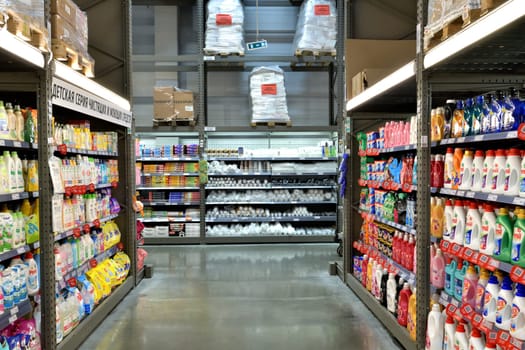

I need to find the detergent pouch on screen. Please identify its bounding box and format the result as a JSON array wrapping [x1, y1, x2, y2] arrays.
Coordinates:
[[77, 274, 94, 315]]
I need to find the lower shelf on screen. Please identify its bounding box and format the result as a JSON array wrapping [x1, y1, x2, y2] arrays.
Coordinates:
[[136, 267, 145, 286], [143, 237, 201, 245], [345, 274, 417, 350], [205, 235, 335, 244], [57, 277, 134, 350]]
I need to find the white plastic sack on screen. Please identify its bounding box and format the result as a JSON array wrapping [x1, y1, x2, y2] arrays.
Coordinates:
[[250, 66, 290, 123], [293, 0, 337, 53], [204, 0, 244, 55]]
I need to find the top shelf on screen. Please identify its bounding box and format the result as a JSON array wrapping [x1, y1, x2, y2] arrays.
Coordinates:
[[207, 156, 337, 162], [0, 29, 45, 69]]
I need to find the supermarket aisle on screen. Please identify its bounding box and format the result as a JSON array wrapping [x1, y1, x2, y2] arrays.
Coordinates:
[[79, 244, 402, 350]]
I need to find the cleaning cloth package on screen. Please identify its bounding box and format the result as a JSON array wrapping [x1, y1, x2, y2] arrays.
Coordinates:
[[293, 0, 337, 53], [250, 66, 290, 123], [204, 0, 244, 55]]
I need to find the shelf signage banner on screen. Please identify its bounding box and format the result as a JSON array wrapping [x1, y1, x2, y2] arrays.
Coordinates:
[[51, 78, 132, 128]]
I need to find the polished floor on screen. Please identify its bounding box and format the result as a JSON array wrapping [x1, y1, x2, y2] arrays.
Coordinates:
[[80, 244, 402, 350]]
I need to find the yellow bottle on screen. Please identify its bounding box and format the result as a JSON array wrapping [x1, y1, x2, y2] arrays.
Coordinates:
[[20, 199, 31, 217], [431, 197, 444, 238], [366, 258, 374, 292], [431, 107, 445, 141], [407, 289, 417, 340]]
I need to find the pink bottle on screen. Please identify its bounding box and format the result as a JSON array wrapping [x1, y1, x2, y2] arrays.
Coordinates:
[[401, 233, 409, 266], [462, 265, 479, 307], [397, 282, 412, 326], [430, 245, 446, 289], [404, 123, 411, 145], [406, 235, 415, 272]]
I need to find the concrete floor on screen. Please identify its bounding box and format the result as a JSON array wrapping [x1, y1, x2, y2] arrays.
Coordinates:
[[79, 244, 402, 350]]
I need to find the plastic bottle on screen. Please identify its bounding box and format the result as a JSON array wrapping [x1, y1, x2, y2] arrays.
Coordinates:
[[361, 255, 368, 288], [469, 328, 485, 350], [451, 100, 466, 138], [454, 322, 469, 350], [25, 252, 39, 296], [407, 235, 415, 272], [397, 283, 412, 327], [469, 98, 482, 136], [444, 148, 455, 189], [459, 150, 474, 189], [380, 268, 389, 306], [452, 148, 464, 190], [510, 283, 525, 340], [462, 265, 478, 307], [11, 152, 23, 193], [407, 289, 417, 340], [489, 93, 503, 133], [504, 148, 521, 196], [452, 200, 466, 245], [494, 207, 513, 263], [480, 204, 497, 255], [2, 151, 14, 193], [445, 258, 456, 296], [500, 91, 516, 131], [444, 199, 454, 242], [5, 103, 15, 140], [444, 100, 456, 139], [431, 108, 443, 141], [386, 273, 398, 314], [471, 150, 485, 191], [482, 150, 496, 192], [371, 261, 378, 297], [425, 304, 443, 350], [12, 105, 24, 142], [492, 149, 507, 194], [465, 202, 482, 251], [432, 198, 444, 239], [24, 108, 35, 143], [483, 276, 500, 322], [512, 209, 525, 266], [496, 276, 514, 330], [520, 150, 525, 198], [454, 260, 467, 301], [431, 245, 445, 289], [366, 257, 373, 291], [475, 268, 490, 313], [0, 101, 8, 140], [443, 315, 456, 350]]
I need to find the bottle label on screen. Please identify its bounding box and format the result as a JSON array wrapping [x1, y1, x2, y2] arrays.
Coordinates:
[[496, 297, 507, 323], [465, 218, 474, 244], [445, 274, 452, 291], [455, 279, 463, 298], [521, 168, 525, 193], [512, 227, 524, 261], [502, 110, 515, 131], [491, 165, 499, 190], [482, 167, 488, 189], [505, 165, 511, 191], [476, 284, 485, 310]]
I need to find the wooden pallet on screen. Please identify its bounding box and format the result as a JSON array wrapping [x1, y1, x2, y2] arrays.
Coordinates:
[[480, 0, 507, 16], [203, 49, 245, 57], [153, 118, 197, 128], [295, 49, 336, 57], [250, 120, 292, 128], [2, 10, 49, 52], [52, 39, 95, 78]]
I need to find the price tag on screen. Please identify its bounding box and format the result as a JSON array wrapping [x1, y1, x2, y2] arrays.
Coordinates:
[[13, 141, 21, 148], [451, 298, 460, 308], [8, 315, 17, 324], [496, 331, 511, 348], [293, 218, 300, 222], [456, 190, 465, 197], [463, 248, 475, 262], [446, 303, 458, 317], [457, 137, 466, 143], [471, 313, 483, 328], [261, 84, 277, 95], [450, 243, 463, 257], [0, 140, 5, 146], [16, 247, 25, 254], [473, 135, 484, 142], [440, 240, 451, 253], [510, 265, 525, 284], [314, 4, 331, 15], [460, 304, 474, 320], [10, 306, 18, 315], [509, 337, 524, 350], [11, 193, 20, 200], [513, 197, 525, 206], [215, 14, 232, 25], [466, 191, 475, 198], [487, 194, 498, 202], [402, 183, 412, 193], [203, 55, 215, 61]]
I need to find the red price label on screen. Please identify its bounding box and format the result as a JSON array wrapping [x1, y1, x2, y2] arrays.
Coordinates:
[[117, 242, 124, 251], [471, 313, 483, 328], [64, 187, 72, 197], [73, 227, 81, 238], [446, 304, 457, 317], [261, 84, 277, 95], [509, 337, 524, 350], [460, 304, 474, 320], [450, 243, 462, 256], [111, 181, 118, 189], [402, 183, 412, 193], [314, 4, 331, 15], [89, 259, 98, 268], [93, 219, 101, 229], [83, 224, 91, 233], [216, 14, 232, 25], [58, 144, 67, 155], [440, 240, 451, 253], [67, 277, 77, 287], [496, 330, 511, 347], [511, 265, 525, 284]]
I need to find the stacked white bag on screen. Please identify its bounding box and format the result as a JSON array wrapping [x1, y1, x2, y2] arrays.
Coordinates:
[[204, 0, 245, 55], [250, 66, 290, 123], [293, 0, 337, 53]]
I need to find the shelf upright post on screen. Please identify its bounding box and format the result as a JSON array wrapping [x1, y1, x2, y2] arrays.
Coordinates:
[[416, 0, 430, 348], [198, 0, 206, 243]]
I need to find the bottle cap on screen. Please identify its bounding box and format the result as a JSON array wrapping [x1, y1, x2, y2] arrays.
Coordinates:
[[456, 323, 465, 332], [455, 200, 464, 207], [445, 315, 455, 324], [488, 275, 499, 285], [496, 149, 507, 157], [471, 328, 482, 338], [501, 276, 513, 290], [474, 150, 485, 157], [485, 150, 495, 157], [447, 147, 454, 154], [508, 148, 521, 157], [24, 252, 33, 259], [469, 202, 478, 210], [516, 284, 525, 297]]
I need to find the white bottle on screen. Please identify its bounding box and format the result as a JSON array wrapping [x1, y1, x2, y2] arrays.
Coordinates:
[[425, 304, 443, 350], [471, 150, 485, 192], [444, 199, 454, 242], [504, 148, 521, 196], [452, 200, 466, 245], [444, 148, 454, 189], [24, 252, 39, 296], [495, 277, 513, 330], [482, 150, 495, 193], [459, 150, 474, 190], [443, 315, 456, 350], [454, 323, 469, 350], [483, 275, 500, 323], [386, 273, 397, 314], [465, 202, 482, 251], [520, 150, 525, 198], [11, 152, 22, 193], [510, 284, 525, 340], [492, 149, 507, 194], [479, 204, 497, 256], [3, 151, 14, 193], [469, 328, 485, 350]]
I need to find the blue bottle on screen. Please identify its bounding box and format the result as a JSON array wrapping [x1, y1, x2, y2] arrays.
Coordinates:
[[481, 95, 492, 134], [510, 88, 524, 129], [499, 91, 516, 132], [488, 94, 502, 133]]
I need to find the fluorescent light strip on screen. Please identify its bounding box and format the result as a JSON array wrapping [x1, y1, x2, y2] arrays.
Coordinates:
[[0, 28, 44, 68], [54, 61, 131, 111], [425, 0, 525, 69], [346, 61, 416, 112]]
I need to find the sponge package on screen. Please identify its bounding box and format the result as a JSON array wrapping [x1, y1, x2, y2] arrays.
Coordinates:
[[293, 0, 337, 53]]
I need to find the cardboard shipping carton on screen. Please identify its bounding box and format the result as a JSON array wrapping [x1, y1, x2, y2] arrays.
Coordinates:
[[153, 87, 174, 103], [50, 0, 78, 29], [153, 102, 176, 120], [351, 68, 392, 98], [173, 90, 194, 120]]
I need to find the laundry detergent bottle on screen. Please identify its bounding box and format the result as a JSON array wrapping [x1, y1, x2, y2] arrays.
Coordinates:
[[443, 315, 456, 350], [452, 200, 466, 245], [511, 209, 525, 266], [462, 265, 479, 307], [454, 322, 469, 350], [465, 201, 482, 251], [510, 283, 525, 341], [496, 276, 514, 330], [425, 304, 443, 350], [482, 150, 495, 193], [493, 207, 513, 263], [483, 275, 500, 322], [469, 328, 485, 350], [397, 283, 412, 327], [407, 289, 417, 340], [386, 273, 398, 314], [505, 148, 521, 196], [430, 245, 445, 289], [480, 204, 497, 255], [445, 258, 456, 296], [454, 260, 467, 301], [475, 269, 490, 313], [459, 149, 474, 190], [471, 150, 485, 191], [444, 148, 455, 189]]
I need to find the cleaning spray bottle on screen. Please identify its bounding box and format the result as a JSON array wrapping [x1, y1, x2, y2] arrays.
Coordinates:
[[462, 264, 479, 307], [483, 275, 500, 322], [493, 207, 513, 262], [425, 304, 443, 350], [510, 283, 525, 341], [496, 276, 514, 330], [512, 209, 525, 267]]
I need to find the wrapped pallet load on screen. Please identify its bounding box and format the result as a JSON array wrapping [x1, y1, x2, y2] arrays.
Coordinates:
[[250, 66, 290, 125], [293, 0, 337, 55], [0, 0, 48, 51], [204, 0, 244, 55]]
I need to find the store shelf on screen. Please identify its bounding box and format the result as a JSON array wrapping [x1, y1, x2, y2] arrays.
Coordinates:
[[54, 146, 118, 157], [205, 235, 335, 244], [142, 172, 199, 177], [208, 157, 337, 161], [272, 172, 338, 176], [54, 214, 120, 242], [205, 216, 337, 223], [143, 237, 201, 245], [432, 131, 518, 147], [207, 172, 271, 177], [0, 29, 45, 69], [358, 210, 417, 235], [136, 186, 200, 191], [0, 244, 38, 265], [137, 157, 199, 162], [434, 187, 525, 207], [0, 139, 37, 150], [0, 191, 34, 203], [346, 275, 417, 350], [206, 185, 336, 190], [138, 217, 200, 223], [142, 201, 200, 206], [206, 201, 337, 205], [0, 299, 33, 332], [359, 144, 417, 156], [96, 183, 114, 190], [56, 277, 134, 350]]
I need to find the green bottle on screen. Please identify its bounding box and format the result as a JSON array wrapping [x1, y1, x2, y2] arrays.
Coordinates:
[[494, 208, 513, 262], [511, 209, 525, 267], [23, 108, 35, 143]]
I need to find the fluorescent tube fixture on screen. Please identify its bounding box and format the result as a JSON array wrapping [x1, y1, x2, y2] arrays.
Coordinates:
[[346, 61, 416, 112], [0, 29, 45, 68], [54, 61, 131, 111], [424, 0, 525, 69]]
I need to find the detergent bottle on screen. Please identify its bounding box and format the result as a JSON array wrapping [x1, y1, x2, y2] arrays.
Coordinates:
[[397, 283, 412, 327], [482, 150, 496, 193], [454, 260, 467, 301], [520, 150, 525, 198], [453, 322, 469, 350], [465, 201, 482, 251], [480, 204, 497, 255], [462, 265, 479, 308], [493, 207, 513, 263], [431, 197, 444, 239], [425, 304, 443, 350], [386, 273, 398, 314], [510, 283, 525, 341], [452, 148, 464, 190], [469, 328, 485, 350], [512, 209, 525, 267], [380, 268, 389, 306], [471, 150, 485, 191], [430, 245, 445, 289], [495, 276, 514, 330], [407, 289, 417, 340], [444, 199, 454, 241], [475, 268, 491, 313], [504, 148, 521, 196], [451, 100, 466, 138], [444, 148, 455, 189], [492, 149, 507, 194], [452, 200, 466, 245], [459, 150, 474, 190], [366, 258, 374, 291], [361, 255, 368, 288], [445, 258, 456, 296], [443, 315, 456, 350]]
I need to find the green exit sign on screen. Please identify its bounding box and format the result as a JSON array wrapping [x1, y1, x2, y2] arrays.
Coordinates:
[[247, 40, 268, 51]]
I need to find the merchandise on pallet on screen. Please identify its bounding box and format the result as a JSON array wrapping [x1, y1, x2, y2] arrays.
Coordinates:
[[249, 66, 290, 124], [153, 87, 195, 121], [0, 0, 48, 51], [293, 0, 337, 55], [204, 0, 244, 55]]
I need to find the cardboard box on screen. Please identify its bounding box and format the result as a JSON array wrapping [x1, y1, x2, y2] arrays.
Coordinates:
[[50, 15, 75, 41], [173, 90, 194, 120], [50, 0, 77, 29], [153, 102, 176, 120], [345, 39, 415, 99], [351, 68, 392, 98], [153, 87, 174, 103]]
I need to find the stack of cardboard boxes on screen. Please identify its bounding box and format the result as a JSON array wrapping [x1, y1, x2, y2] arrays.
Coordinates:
[[153, 87, 195, 122]]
